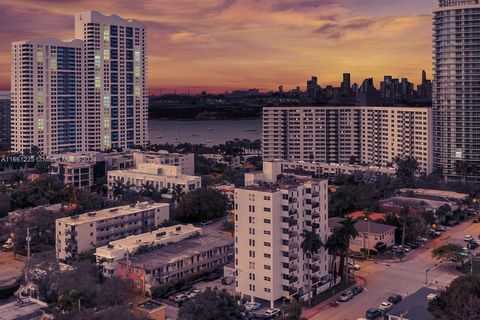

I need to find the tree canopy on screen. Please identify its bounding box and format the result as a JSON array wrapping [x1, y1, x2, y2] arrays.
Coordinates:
[[178, 288, 244, 320], [175, 188, 228, 222]]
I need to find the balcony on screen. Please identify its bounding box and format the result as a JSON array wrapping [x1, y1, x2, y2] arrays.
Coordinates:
[[289, 231, 298, 238], [289, 197, 297, 204], [289, 286, 299, 295], [289, 218, 298, 227], [289, 253, 299, 261], [311, 202, 320, 209], [312, 192, 320, 197], [289, 242, 299, 250], [65, 230, 77, 237], [289, 264, 298, 272], [309, 264, 320, 273], [289, 276, 298, 284], [311, 213, 320, 219], [289, 209, 298, 216]]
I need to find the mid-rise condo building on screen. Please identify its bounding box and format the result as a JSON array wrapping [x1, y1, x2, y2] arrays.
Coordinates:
[[235, 162, 330, 308], [56, 202, 169, 262], [262, 106, 432, 174]]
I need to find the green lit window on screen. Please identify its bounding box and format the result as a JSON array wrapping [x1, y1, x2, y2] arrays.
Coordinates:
[[95, 51, 101, 67], [37, 51, 44, 63], [134, 66, 140, 77], [95, 76, 101, 90], [38, 119, 45, 131], [103, 26, 110, 41], [134, 49, 141, 62], [104, 118, 110, 130], [134, 86, 142, 97], [50, 58, 57, 71], [104, 49, 110, 61]]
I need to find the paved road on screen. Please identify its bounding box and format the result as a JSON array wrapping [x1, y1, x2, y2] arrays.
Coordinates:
[[309, 221, 480, 320], [0, 252, 24, 287]]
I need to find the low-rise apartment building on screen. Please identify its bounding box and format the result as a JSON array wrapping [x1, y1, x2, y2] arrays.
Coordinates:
[[55, 202, 170, 262], [280, 160, 396, 177], [262, 106, 432, 174], [95, 224, 202, 277], [116, 234, 234, 292], [107, 162, 201, 199], [236, 162, 330, 308]]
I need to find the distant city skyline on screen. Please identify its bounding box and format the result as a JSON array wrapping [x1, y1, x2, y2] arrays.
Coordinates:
[[0, 0, 437, 94]]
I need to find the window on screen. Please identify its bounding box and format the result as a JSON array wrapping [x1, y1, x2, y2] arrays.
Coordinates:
[[264, 288, 271, 293], [264, 196, 271, 200], [264, 253, 271, 258], [264, 276, 271, 281], [264, 207, 271, 212], [264, 219, 271, 224], [264, 242, 271, 247], [264, 230, 271, 235], [249, 250, 255, 258], [264, 265, 271, 270]]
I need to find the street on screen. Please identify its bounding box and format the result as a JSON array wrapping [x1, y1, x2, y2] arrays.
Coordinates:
[[0, 252, 24, 287], [308, 220, 480, 320]]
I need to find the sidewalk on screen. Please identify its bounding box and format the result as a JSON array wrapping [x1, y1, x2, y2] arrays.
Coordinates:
[[301, 276, 367, 319]]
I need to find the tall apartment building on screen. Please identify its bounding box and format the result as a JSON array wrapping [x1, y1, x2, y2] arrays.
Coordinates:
[[11, 39, 84, 154], [235, 162, 330, 308], [433, 1, 480, 180], [56, 202, 169, 262], [75, 11, 148, 151], [11, 11, 148, 155], [0, 91, 11, 150], [263, 106, 432, 174]]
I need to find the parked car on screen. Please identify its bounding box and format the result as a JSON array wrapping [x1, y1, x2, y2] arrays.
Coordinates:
[[186, 292, 197, 299], [173, 293, 188, 303], [348, 262, 361, 270], [388, 294, 403, 304], [428, 229, 441, 237], [463, 247, 471, 254], [416, 236, 428, 243], [349, 252, 367, 260], [338, 290, 354, 302], [473, 217, 480, 223], [465, 235, 474, 242], [263, 308, 281, 319], [405, 242, 420, 249], [221, 277, 235, 285], [244, 302, 262, 313], [206, 273, 221, 282], [467, 242, 478, 250], [365, 308, 382, 319], [379, 301, 393, 312], [201, 220, 214, 226], [351, 286, 364, 295]]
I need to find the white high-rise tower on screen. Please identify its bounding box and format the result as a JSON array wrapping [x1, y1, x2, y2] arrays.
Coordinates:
[[434, 0, 480, 181], [10, 11, 148, 155], [75, 11, 148, 151]]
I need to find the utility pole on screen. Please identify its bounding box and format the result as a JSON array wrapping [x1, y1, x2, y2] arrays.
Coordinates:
[[26, 227, 31, 261]]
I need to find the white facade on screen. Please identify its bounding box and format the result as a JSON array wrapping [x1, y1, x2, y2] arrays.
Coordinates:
[[262, 106, 433, 174], [55, 202, 169, 262], [280, 160, 396, 177], [10, 11, 148, 155], [11, 39, 84, 154], [75, 11, 148, 150], [95, 224, 202, 277], [235, 162, 330, 308], [132, 151, 195, 176], [107, 162, 201, 198], [433, 1, 480, 180]]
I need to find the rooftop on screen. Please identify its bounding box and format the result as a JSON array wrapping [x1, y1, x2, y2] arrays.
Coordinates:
[[380, 196, 450, 211], [329, 218, 396, 235], [387, 287, 437, 320], [397, 188, 469, 202], [347, 211, 387, 221], [121, 235, 233, 270], [57, 202, 169, 226]]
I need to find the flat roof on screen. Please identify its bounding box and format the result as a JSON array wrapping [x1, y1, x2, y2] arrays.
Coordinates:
[[387, 287, 437, 319], [108, 168, 200, 181], [0, 300, 44, 320], [398, 188, 469, 201], [328, 218, 396, 235], [57, 202, 169, 225], [380, 197, 449, 210], [122, 235, 233, 270]]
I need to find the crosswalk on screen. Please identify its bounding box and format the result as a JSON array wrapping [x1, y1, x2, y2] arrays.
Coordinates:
[[427, 274, 457, 290], [355, 263, 387, 277]]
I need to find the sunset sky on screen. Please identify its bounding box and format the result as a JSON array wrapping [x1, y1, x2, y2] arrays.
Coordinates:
[[0, 0, 437, 94]]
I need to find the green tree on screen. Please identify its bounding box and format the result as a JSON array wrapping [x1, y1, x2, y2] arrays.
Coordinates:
[[175, 188, 228, 223], [429, 275, 480, 320], [432, 243, 464, 262], [337, 217, 359, 280], [178, 287, 244, 320], [394, 156, 420, 188], [300, 229, 323, 307], [324, 232, 346, 287], [283, 299, 306, 320]]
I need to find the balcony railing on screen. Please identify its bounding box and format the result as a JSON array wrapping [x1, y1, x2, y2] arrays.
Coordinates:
[[289, 253, 299, 261]]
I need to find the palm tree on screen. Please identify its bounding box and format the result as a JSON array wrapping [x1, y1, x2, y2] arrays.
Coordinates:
[[337, 217, 359, 281], [140, 181, 156, 199], [112, 180, 125, 199], [324, 232, 346, 287], [171, 185, 185, 206], [300, 229, 323, 307]]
